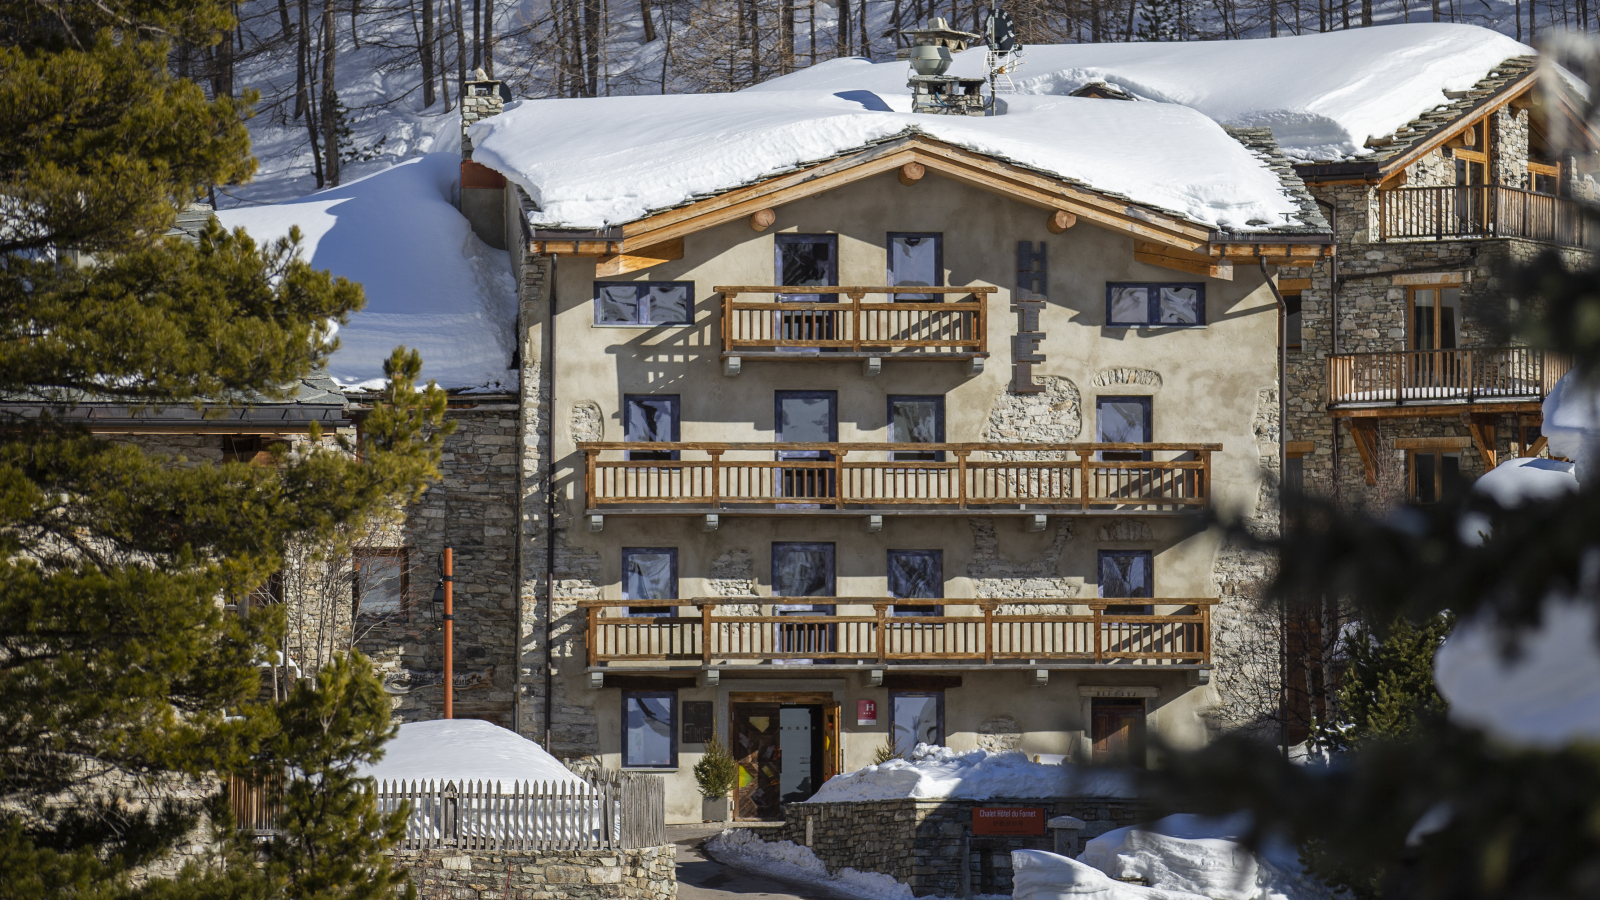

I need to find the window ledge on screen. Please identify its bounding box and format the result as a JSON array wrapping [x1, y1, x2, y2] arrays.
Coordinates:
[[621, 767, 679, 773]]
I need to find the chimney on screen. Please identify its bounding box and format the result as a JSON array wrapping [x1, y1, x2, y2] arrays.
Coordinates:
[[460, 68, 511, 250], [461, 68, 510, 159]]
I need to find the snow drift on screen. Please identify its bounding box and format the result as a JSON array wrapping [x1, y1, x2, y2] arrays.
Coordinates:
[[215, 153, 518, 392], [804, 744, 1135, 803], [357, 718, 583, 786]]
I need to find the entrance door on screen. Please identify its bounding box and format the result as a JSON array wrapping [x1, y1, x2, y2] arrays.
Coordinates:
[[732, 697, 838, 820], [731, 703, 781, 820], [1091, 699, 1146, 767]]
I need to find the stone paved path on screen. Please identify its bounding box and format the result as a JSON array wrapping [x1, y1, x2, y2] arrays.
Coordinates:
[[669, 825, 845, 900]]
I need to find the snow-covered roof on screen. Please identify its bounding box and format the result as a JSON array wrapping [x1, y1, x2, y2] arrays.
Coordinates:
[[215, 154, 517, 392], [752, 23, 1531, 163], [468, 89, 1313, 234], [358, 719, 584, 786]]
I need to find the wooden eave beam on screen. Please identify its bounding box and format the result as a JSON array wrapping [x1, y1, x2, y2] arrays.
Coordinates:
[[1375, 71, 1539, 179], [1330, 401, 1546, 419], [594, 237, 685, 277], [1467, 414, 1498, 470], [1349, 419, 1380, 487], [1134, 241, 1234, 280]]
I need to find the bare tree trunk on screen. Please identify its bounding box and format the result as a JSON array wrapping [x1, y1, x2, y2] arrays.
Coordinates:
[[1091, 0, 1100, 40], [1124, 0, 1136, 40], [1269, 0, 1278, 35], [751, 0, 762, 80], [784, 0, 795, 71], [296, 0, 311, 118], [567, 0, 585, 96], [1361, 0, 1371, 25], [485, 0, 495, 76], [859, 0, 868, 57], [583, 0, 600, 95], [352, 0, 361, 46], [323, 0, 340, 186], [838, 0, 852, 55], [420, 0, 436, 106], [641, 0, 657, 43], [279, 0, 294, 36], [455, 0, 468, 102], [810, 0, 816, 65], [473, 0, 481, 69], [440, 0, 453, 109]]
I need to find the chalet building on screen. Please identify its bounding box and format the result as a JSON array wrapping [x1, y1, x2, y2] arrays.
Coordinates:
[[1286, 56, 1595, 503], [422, 65, 1336, 823]]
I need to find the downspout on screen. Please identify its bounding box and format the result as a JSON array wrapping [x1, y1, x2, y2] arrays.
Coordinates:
[[1261, 257, 1290, 762], [544, 254, 558, 750]]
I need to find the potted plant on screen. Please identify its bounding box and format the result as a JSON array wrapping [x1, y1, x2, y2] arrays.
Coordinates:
[[693, 733, 737, 823]]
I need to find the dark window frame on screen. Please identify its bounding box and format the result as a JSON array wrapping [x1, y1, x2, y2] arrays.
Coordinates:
[[621, 547, 678, 618], [1096, 395, 1153, 462], [1098, 548, 1154, 615], [889, 690, 945, 751], [592, 281, 695, 326], [622, 690, 678, 768], [353, 548, 409, 620], [772, 541, 836, 614], [888, 395, 946, 462], [774, 233, 839, 303], [1284, 292, 1303, 351], [1105, 282, 1207, 327], [888, 549, 944, 617], [623, 394, 681, 461], [1408, 449, 1466, 505], [886, 232, 945, 300]]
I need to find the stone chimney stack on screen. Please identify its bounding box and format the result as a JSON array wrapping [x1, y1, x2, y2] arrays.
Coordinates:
[[461, 68, 509, 159]]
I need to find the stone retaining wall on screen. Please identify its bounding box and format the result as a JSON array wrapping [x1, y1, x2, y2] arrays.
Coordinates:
[[392, 846, 677, 900], [763, 797, 1153, 897]]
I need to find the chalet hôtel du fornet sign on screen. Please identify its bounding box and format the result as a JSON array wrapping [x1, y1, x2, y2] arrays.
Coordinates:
[[972, 806, 1047, 836]]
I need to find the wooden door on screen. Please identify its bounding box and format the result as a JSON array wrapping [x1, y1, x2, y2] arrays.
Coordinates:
[[731, 703, 782, 820], [822, 701, 842, 783], [1091, 700, 1146, 767]]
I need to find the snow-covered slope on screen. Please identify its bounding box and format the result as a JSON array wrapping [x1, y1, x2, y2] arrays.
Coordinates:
[[750, 24, 1531, 162], [215, 153, 517, 391], [358, 719, 582, 785], [469, 88, 1304, 231]]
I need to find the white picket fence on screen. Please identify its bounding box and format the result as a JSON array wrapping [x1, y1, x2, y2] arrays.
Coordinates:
[[374, 771, 666, 851]]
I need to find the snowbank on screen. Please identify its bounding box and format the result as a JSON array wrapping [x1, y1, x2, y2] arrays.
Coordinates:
[[752, 24, 1530, 162], [357, 719, 583, 786], [805, 744, 1135, 803], [469, 88, 1303, 232], [705, 828, 919, 900], [215, 153, 518, 392], [1541, 370, 1600, 480], [1076, 815, 1329, 900], [1470, 456, 1578, 508], [1013, 849, 1214, 900]]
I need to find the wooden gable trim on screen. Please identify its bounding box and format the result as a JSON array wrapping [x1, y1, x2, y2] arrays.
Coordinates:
[[1133, 241, 1234, 280], [594, 238, 685, 276], [1376, 71, 1538, 179], [609, 138, 1216, 253]]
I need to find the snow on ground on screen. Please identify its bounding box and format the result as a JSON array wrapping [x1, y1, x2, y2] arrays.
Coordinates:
[[1074, 815, 1331, 900], [1433, 370, 1600, 749], [804, 744, 1135, 803], [706, 829, 921, 900], [214, 153, 518, 391], [750, 24, 1530, 162], [357, 719, 582, 786], [470, 88, 1303, 232]]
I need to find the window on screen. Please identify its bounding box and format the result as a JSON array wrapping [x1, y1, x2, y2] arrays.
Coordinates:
[[1106, 283, 1205, 327], [1099, 549, 1152, 615], [773, 543, 836, 658], [887, 233, 943, 300], [623, 395, 680, 461], [775, 234, 838, 302], [622, 548, 677, 618], [1408, 287, 1461, 352], [1410, 451, 1466, 505], [593, 281, 693, 326], [889, 396, 944, 461], [1284, 293, 1303, 351], [777, 391, 837, 502], [890, 692, 944, 752], [1091, 699, 1146, 766], [888, 549, 943, 616], [1096, 396, 1152, 461], [1529, 160, 1561, 196], [354, 549, 407, 618], [623, 691, 677, 768]]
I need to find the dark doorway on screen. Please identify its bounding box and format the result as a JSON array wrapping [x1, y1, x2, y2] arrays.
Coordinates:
[[1091, 699, 1146, 767], [731, 697, 838, 820]]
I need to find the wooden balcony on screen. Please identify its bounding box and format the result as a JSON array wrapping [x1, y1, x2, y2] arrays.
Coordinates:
[[717, 285, 993, 361], [584, 598, 1215, 669], [578, 442, 1218, 517], [1327, 347, 1570, 413], [1377, 185, 1592, 247]]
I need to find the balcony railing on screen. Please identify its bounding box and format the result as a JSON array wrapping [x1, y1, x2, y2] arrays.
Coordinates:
[[578, 442, 1218, 513], [1377, 185, 1592, 247], [584, 598, 1214, 667], [1327, 347, 1570, 407], [717, 285, 993, 357]]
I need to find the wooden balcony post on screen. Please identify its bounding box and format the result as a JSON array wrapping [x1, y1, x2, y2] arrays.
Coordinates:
[[1093, 605, 1103, 663], [709, 450, 723, 509], [721, 292, 735, 353], [700, 602, 714, 666], [849, 291, 864, 352], [584, 448, 598, 507], [1201, 603, 1212, 666], [983, 604, 995, 665], [833, 448, 847, 504], [587, 606, 599, 667], [956, 450, 969, 509], [1080, 451, 1093, 510], [1378, 189, 1388, 241], [875, 602, 888, 664], [976, 292, 988, 355]]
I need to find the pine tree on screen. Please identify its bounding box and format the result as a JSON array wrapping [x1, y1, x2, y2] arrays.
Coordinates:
[[0, 2, 449, 898], [1135, 0, 1179, 41], [1315, 614, 1453, 753]]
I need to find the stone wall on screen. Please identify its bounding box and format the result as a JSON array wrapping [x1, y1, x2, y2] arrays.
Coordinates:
[[764, 797, 1154, 897], [359, 401, 521, 726], [392, 847, 677, 900]]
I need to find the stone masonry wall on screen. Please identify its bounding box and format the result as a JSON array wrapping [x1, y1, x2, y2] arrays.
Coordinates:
[[392, 847, 676, 900], [766, 797, 1154, 897], [360, 403, 521, 726]]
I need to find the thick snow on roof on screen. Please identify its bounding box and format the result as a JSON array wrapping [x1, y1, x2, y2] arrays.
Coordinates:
[[215, 153, 518, 392], [805, 744, 1134, 802], [357, 719, 583, 786], [752, 24, 1530, 162], [468, 89, 1304, 232]]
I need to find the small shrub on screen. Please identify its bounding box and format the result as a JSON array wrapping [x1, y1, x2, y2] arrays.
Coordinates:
[[872, 731, 903, 765], [693, 733, 738, 799]]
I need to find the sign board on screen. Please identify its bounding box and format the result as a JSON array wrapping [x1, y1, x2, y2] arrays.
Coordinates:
[[972, 807, 1046, 836], [857, 699, 877, 725], [681, 700, 714, 743]]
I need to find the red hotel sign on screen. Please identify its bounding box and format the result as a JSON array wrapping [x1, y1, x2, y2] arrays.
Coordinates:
[[972, 807, 1046, 836]]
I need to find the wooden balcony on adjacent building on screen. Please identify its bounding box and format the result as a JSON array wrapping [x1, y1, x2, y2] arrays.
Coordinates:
[[717, 285, 993, 363], [583, 598, 1215, 669], [1327, 346, 1569, 415], [1376, 185, 1592, 247], [578, 442, 1218, 518]]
